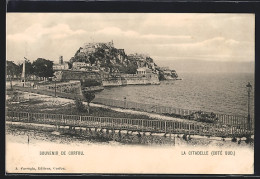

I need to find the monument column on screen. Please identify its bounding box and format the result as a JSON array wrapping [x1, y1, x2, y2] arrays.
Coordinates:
[[21, 59, 26, 87]]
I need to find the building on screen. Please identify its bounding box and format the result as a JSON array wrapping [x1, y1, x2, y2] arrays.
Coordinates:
[[80, 41, 114, 54], [53, 56, 69, 71], [149, 62, 156, 70], [136, 67, 153, 75], [72, 62, 89, 70]]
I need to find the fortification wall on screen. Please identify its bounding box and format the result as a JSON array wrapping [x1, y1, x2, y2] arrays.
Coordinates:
[[83, 86, 104, 92], [55, 70, 159, 87], [56, 70, 102, 82], [37, 81, 82, 95], [102, 74, 160, 87], [102, 78, 123, 87]]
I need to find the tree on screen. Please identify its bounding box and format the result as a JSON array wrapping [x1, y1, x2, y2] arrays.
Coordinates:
[[125, 63, 138, 74], [119, 63, 138, 74], [158, 70, 166, 81], [146, 57, 154, 63], [67, 62, 73, 69], [94, 47, 105, 59], [6, 61, 20, 89], [69, 57, 75, 64], [89, 55, 96, 66], [74, 98, 85, 113], [82, 91, 95, 114], [32, 58, 54, 79]]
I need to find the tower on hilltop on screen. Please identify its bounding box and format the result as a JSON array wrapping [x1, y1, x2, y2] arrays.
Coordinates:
[[107, 40, 114, 48]]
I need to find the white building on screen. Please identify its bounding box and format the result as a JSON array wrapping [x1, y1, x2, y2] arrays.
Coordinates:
[[72, 62, 89, 70], [53, 63, 69, 70], [80, 41, 114, 54], [136, 67, 152, 75]]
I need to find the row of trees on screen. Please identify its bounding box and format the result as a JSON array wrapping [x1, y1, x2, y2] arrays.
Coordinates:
[[6, 58, 55, 81]]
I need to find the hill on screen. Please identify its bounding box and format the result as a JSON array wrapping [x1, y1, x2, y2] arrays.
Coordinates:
[[69, 41, 178, 80]]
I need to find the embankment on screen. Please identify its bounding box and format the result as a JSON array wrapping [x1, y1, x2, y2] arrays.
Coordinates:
[[102, 74, 160, 87]]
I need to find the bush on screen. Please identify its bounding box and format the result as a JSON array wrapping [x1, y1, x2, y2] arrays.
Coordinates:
[[74, 98, 85, 112], [10, 91, 19, 102]]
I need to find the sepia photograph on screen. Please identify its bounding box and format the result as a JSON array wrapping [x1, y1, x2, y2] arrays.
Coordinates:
[[5, 13, 255, 174]]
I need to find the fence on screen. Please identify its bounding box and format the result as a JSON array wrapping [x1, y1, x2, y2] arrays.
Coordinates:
[[92, 97, 254, 130], [11, 86, 254, 131], [6, 111, 253, 137]]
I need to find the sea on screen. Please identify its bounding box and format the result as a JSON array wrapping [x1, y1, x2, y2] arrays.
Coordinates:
[[95, 72, 255, 117]]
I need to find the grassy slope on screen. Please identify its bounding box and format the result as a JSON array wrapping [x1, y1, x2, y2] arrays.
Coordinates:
[[6, 91, 154, 120]]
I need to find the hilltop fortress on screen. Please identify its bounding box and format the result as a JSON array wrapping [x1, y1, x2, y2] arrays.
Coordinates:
[[53, 41, 178, 90]]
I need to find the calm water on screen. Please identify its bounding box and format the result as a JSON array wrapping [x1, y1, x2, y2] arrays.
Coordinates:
[[95, 73, 254, 117]]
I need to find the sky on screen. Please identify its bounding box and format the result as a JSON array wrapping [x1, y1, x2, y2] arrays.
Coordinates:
[[6, 13, 255, 73]]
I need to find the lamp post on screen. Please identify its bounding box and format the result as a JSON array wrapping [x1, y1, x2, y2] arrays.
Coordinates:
[[21, 59, 26, 87], [54, 77, 57, 97], [124, 97, 126, 109], [246, 82, 252, 131]]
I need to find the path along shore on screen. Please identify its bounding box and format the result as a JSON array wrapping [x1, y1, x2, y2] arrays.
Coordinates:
[[6, 90, 254, 141], [11, 90, 189, 122]]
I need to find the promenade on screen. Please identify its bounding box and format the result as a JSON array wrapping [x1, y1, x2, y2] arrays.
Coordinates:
[[7, 85, 254, 139], [6, 110, 253, 138]]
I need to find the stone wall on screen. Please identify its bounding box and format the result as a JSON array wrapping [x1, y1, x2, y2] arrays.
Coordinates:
[[37, 81, 82, 95], [55, 70, 102, 83], [102, 78, 124, 87], [83, 86, 104, 92], [54, 70, 159, 87], [102, 73, 160, 87]]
